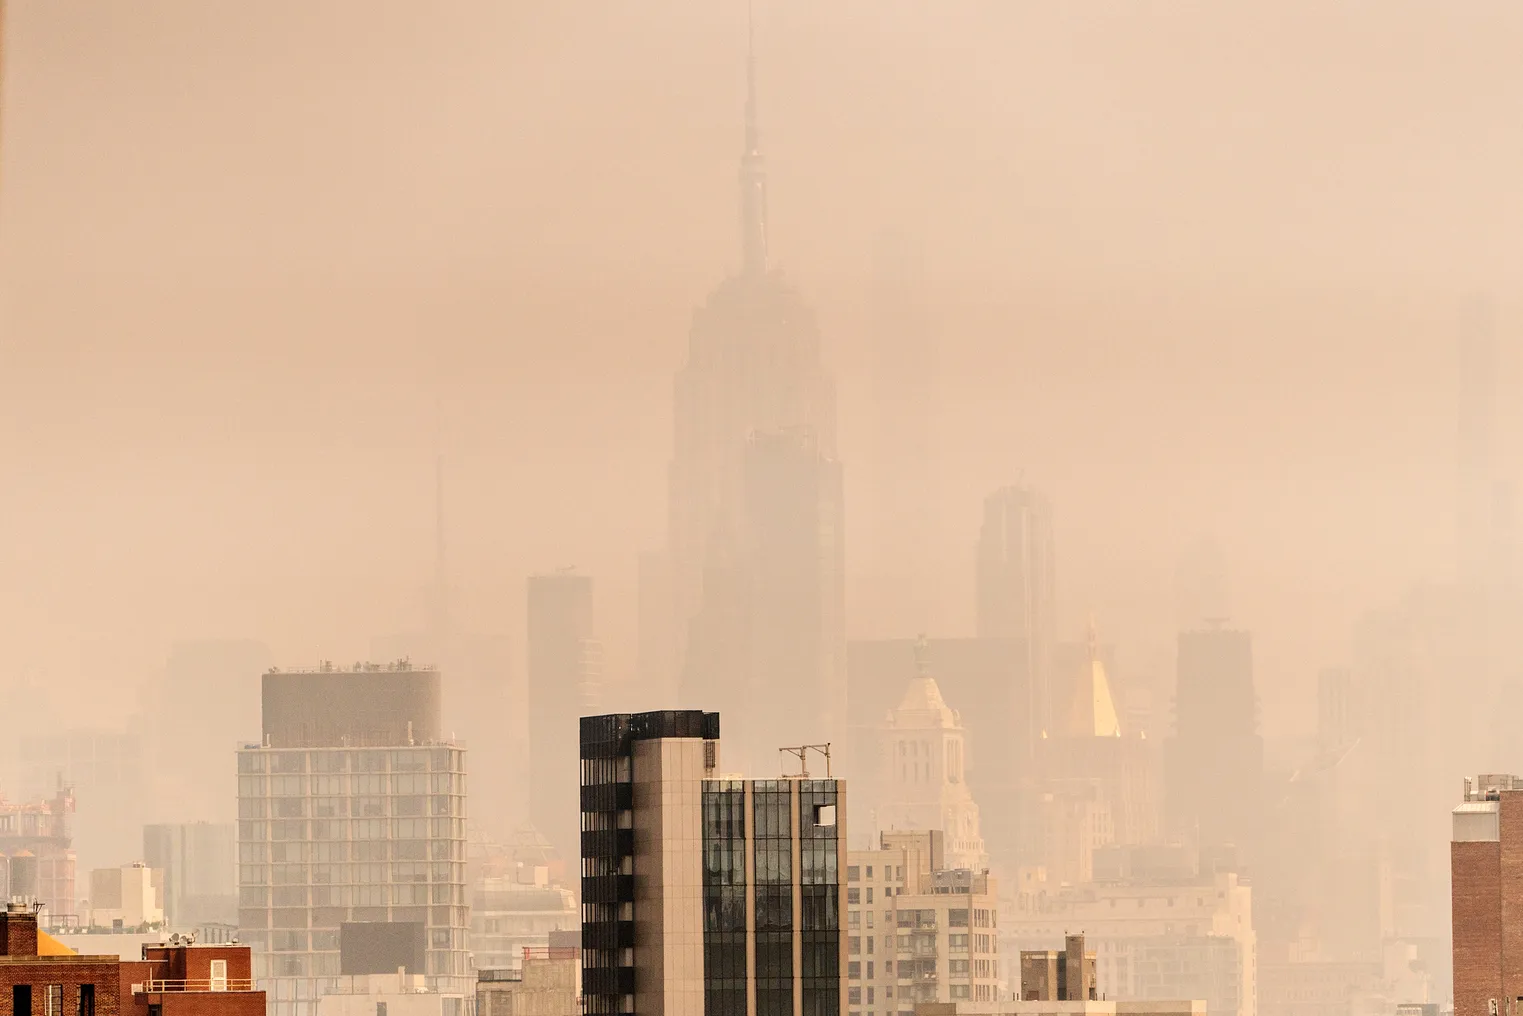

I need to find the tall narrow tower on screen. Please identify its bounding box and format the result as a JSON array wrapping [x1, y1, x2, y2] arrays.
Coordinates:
[[653, 2, 844, 767]]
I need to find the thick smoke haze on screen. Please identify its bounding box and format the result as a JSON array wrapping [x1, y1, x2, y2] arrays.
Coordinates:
[[2, 0, 1521, 751]]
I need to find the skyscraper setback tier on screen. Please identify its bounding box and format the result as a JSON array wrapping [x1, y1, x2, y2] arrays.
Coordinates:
[[640, 13, 844, 747], [238, 665, 469, 1016], [580, 710, 846, 1016]]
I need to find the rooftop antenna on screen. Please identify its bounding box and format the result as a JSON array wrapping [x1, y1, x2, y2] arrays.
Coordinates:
[[913, 634, 930, 679], [433, 395, 450, 651], [779, 744, 832, 778]]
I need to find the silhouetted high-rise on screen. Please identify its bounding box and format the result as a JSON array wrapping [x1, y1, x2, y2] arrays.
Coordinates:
[[527, 570, 600, 860], [639, 14, 844, 765], [975, 484, 1056, 748], [1164, 626, 1263, 860]]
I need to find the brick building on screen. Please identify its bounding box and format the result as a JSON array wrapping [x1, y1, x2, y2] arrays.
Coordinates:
[[0, 900, 264, 1016], [1450, 773, 1523, 1016]]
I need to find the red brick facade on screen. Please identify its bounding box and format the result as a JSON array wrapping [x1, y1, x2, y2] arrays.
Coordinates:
[[0, 908, 262, 1016], [1453, 837, 1502, 1016], [1449, 792, 1523, 1016]]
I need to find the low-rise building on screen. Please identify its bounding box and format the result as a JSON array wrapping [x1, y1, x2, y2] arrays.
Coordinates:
[[476, 948, 578, 1016], [315, 971, 467, 1016], [915, 1002, 1204, 1016], [88, 863, 163, 930], [469, 868, 575, 974], [848, 830, 1001, 1015], [1021, 935, 1097, 1002], [1005, 869, 1254, 1016], [0, 900, 266, 1016]]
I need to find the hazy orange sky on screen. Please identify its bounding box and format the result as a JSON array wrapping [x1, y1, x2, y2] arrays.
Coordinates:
[[2, 1, 1520, 737]]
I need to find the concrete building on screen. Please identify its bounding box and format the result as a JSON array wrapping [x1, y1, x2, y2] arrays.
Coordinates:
[[477, 949, 578, 1016], [1020, 935, 1097, 1002], [579, 710, 846, 1016], [0, 785, 77, 927], [1163, 627, 1263, 862], [87, 863, 162, 930], [470, 867, 576, 974], [1006, 869, 1255, 1016], [847, 831, 1000, 1012], [314, 971, 466, 1016], [237, 663, 469, 1016], [144, 823, 237, 929], [526, 571, 600, 863], [914, 1002, 1204, 1016], [975, 484, 1057, 747], [876, 643, 988, 872]]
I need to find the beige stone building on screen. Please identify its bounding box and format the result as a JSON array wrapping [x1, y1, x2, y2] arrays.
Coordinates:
[[876, 646, 989, 873], [848, 830, 1000, 1016], [1005, 871, 1254, 1016]]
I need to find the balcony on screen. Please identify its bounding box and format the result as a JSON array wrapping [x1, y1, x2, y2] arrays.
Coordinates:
[[133, 980, 258, 994]]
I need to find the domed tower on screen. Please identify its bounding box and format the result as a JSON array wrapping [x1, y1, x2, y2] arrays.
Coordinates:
[[877, 638, 989, 871]]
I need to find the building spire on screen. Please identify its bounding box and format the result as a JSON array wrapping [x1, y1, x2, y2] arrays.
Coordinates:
[[432, 396, 450, 650], [739, 0, 768, 276]]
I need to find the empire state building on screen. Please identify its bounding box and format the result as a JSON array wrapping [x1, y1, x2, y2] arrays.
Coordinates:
[[639, 13, 845, 773]]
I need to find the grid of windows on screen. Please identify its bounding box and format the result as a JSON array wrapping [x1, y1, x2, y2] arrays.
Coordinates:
[[753, 782, 795, 1016], [799, 781, 841, 1016], [236, 745, 468, 1013], [703, 783, 748, 1016]]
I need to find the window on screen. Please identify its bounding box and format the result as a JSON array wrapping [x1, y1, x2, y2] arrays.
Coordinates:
[[867, 888, 873, 903], [77, 986, 94, 1016], [849, 962, 861, 980], [44, 986, 61, 1016], [866, 866, 873, 878], [377, 1005, 388, 1016], [848, 866, 860, 882], [848, 888, 861, 904], [867, 962, 874, 979], [848, 989, 861, 1006], [949, 908, 969, 927], [850, 936, 861, 955]]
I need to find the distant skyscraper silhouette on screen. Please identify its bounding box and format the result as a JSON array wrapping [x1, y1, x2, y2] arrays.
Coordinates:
[[1164, 625, 1263, 861], [1456, 295, 1502, 591], [975, 484, 1056, 750], [868, 230, 936, 629], [640, 8, 845, 767], [527, 570, 600, 861]]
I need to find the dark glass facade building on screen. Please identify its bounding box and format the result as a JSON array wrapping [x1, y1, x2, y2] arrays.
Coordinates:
[[580, 711, 845, 1016]]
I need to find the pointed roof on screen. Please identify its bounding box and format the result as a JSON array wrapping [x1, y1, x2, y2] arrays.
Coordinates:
[[1065, 616, 1121, 738], [889, 635, 960, 729], [37, 931, 75, 956]]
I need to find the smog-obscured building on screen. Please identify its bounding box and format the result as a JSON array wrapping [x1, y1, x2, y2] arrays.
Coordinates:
[[238, 663, 467, 1016]]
